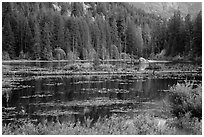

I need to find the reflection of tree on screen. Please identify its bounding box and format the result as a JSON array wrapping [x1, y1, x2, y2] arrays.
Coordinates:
[[137, 80, 143, 92], [133, 78, 154, 99], [35, 78, 42, 94], [139, 62, 149, 71], [146, 78, 152, 93]]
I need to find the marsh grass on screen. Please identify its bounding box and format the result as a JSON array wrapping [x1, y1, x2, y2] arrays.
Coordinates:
[[2, 113, 177, 135]]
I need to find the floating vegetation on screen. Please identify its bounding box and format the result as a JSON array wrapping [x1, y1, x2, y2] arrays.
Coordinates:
[[20, 94, 52, 99], [3, 107, 16, 111], [27, 98, 138, 109], [45, 83, 63, 86], [73, 80, 104, 84], [157, 89, 171, 92], [97, 88, 130, 94], [34, 110, 79, 116], [97, 88, 108, 93]]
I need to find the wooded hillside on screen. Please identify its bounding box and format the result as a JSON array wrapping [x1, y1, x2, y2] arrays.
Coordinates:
[[2, 2, 202, 60]]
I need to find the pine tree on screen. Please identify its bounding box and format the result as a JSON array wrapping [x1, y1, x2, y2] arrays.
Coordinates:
[[56, 15, 65, 49], [110, 18, 119, 59], [184, 14, 193, 56], [33, 22, 41, 59], [192, 11, 202, 57], [167, 10, 182, 56], [105, 20, 112, 59], [96, 15, 107, 59], [89, 21, 100, 58], [2, 15, 15, 58], [64, 28, 71, 57], [116, 16, 126, 56], [16, 14, 26, 57], [23, 18, 32, 56], [41, 23, 53, 60], [142, 23, 151, 57], [78, 18, 91, 59], [71, 2, 84, 17], [126, 19, 143, 57]]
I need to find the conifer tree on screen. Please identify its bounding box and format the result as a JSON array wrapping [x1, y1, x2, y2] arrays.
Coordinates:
[[2, 15, 15, 58], [33, 22, 41, 59], [23, 18, 32, 55], [41, 23, 53, 60], [184, 14, 193, 56], [192, 11, 202, 57], [57, 16, 65, 49], [126, 19, 143, 57], [64, 28, 71, 56], [110, 18, 119, 59]]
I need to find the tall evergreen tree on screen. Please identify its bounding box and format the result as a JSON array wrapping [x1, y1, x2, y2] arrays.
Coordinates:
[[71, 2, 84, 17], [184, 14, 193, 56], [64, 28, 71, 56], [41, 23, 53, 60], [126, 19, 143, 57], [2, 15, 15, 58], [167, 10, 183, 56], [192, 11, 202, 57], [117, 15, 126, 55], [56, 15, 65, 49], [33, 22, 41, 59], [23, 18, 32, 55]]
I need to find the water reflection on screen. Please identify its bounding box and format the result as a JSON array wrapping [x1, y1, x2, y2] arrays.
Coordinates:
[[139, 62, 149, 71], [3, 74, 188, 125], [2, 61, 202, 124]]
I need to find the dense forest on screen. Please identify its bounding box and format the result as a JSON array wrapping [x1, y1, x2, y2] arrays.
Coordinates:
[[2, 2, 202, 60]]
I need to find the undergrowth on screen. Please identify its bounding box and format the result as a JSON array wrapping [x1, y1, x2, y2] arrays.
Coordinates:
[[168, 80, 202, 134], [2, 113, 176, 135]]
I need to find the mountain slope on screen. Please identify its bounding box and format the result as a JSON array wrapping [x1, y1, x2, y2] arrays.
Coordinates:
[[130, 2, 202, 18]]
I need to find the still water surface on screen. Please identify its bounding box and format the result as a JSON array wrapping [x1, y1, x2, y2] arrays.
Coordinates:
[[2, 62, 201, 125]]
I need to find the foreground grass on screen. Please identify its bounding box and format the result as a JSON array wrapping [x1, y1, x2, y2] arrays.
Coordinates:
[[2, 113, 175, 135], [2, 112, 201, 135]]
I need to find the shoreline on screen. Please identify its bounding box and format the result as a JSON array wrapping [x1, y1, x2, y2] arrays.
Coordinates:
[[2, 59, 199, 64], [3, 70, 201, 76]]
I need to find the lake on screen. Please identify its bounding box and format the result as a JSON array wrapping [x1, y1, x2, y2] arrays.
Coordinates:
[[2, 61, 201, 125]]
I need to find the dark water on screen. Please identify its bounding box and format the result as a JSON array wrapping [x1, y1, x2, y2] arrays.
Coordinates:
[[2, 62, 202, 125]]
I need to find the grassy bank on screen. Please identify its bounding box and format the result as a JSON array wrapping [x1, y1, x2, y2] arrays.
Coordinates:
[[2, 111, 201, 135], [2, 113, 178, 135]]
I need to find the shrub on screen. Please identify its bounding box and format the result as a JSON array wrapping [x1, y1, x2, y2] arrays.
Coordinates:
[[81, 63, 93, 71], [64, 63, 81, 71], [2, 51, 10, 60], [93, 57, 101, 70], [172, 112, 202, 135], [98, 64, 116, 71], [168, 80, 202, 120], [167, 80, 202, 134]]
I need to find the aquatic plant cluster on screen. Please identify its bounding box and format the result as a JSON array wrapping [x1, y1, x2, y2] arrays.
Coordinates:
[[2, 80, 202, 135]]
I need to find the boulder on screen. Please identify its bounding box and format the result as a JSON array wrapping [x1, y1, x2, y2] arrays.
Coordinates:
[[139, 57, 149, 71], [139, 57, 149, 63]]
